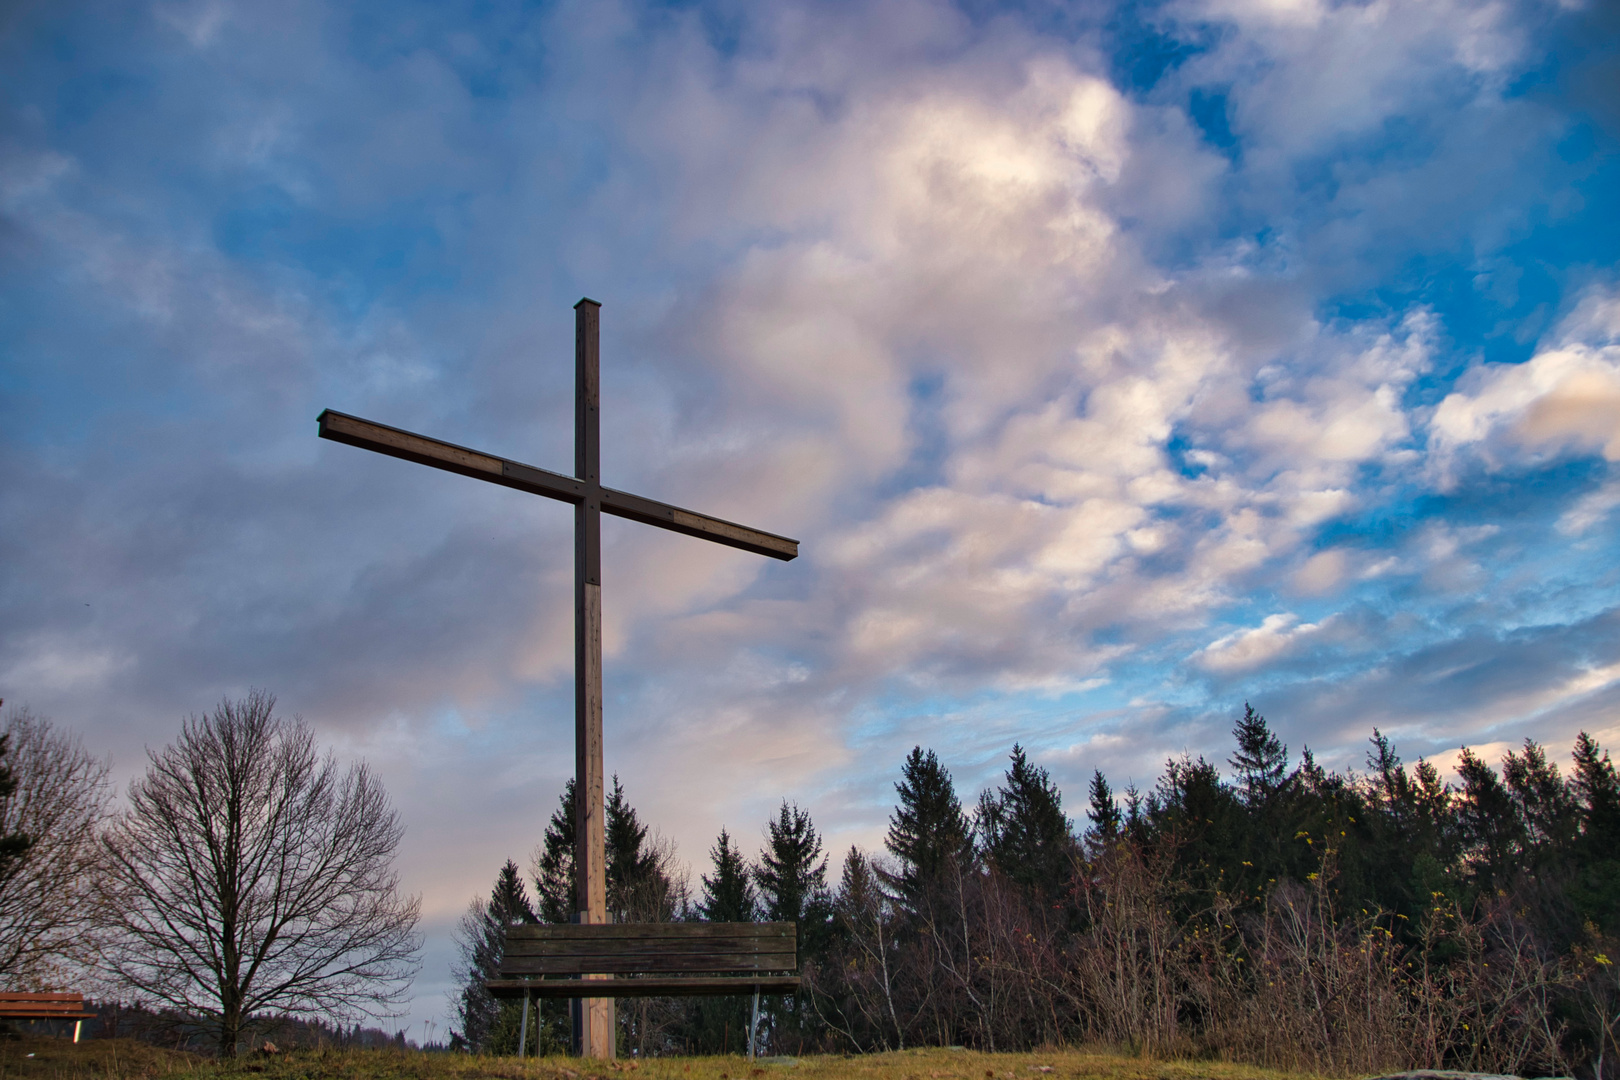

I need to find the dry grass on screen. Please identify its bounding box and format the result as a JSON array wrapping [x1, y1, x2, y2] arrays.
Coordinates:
[[0, 1038, 1333, 1080]]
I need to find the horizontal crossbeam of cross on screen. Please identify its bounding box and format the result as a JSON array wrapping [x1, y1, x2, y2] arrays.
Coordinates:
[[317, 409, 798, 561]]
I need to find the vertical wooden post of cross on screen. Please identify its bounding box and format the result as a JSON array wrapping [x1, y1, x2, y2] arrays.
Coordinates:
[[572, 299, 615, 1058]]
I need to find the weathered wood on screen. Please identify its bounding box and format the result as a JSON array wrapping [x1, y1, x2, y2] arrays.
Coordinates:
[[315, 411, 798, 561], [0, 992, 94, 1019], [486, 976, 803, 1000], [506, 921, 795, 941], [572, 299, 613, 1060], [495, 921, 799, 988], [502, 953, 798, 975]]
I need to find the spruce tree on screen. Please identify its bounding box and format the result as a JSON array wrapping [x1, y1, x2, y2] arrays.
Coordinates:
[[535, 779, 576, 924], [1227, 707, 1309, 897], [754, 802, 830, 1051], [537, 777, 679, 925], [1502, 739, 1579, 861], [605, 775, 684, 926], [1571, 732, 1620, 934], [756, 801, 829, 925], [1146, 755, 1243, 910], [977, 745, 1073, 898], [605, 776, 656, 920], [698, 828, 757, 922], [1456, 747, 1525, 894], [884, 747, 970, 907], [1230, 703, 1287, 806], [1575, 732, 1620, 850], [1086, 769, 1121, 844], [689, 829, 759, 1051], [453, 860, 538, 1053], [1361, 732, 1458, 920]]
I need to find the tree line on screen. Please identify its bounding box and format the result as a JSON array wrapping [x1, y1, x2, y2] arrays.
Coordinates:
[[0, 694, 421, 1056], [456, 706, 1620, 1077]]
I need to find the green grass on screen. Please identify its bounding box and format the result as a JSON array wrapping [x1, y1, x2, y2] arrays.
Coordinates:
[[0, 1037, 1332, 1080]]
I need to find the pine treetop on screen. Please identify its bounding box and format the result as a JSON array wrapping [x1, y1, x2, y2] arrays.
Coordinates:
[[885, 746, 970, 902], [699, 827, 757, 922], [756, 800, 828, 924]]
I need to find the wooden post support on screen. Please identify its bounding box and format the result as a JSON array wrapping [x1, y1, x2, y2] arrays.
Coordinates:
[[749, 987, 760, 1061], [519, 985, 530, 1058], [572, 299, 614, 1058]]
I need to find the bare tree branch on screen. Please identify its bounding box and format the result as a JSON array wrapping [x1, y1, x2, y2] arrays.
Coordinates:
[[97, 691, 421, 1055], [0, 703, 111, 987]]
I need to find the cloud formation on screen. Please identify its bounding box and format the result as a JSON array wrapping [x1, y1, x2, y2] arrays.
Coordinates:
[[2, 0, 1618, 1033]]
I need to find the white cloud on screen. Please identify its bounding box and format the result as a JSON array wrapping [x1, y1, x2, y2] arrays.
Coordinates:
[[0, 637, 134, 695], [1559, 481, 1620, 536], [1431, 285, 1620, 466], [1195, 612, 1329, 671]]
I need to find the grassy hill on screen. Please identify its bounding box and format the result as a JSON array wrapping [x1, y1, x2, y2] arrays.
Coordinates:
[[0, 1037, 1332, 1080]]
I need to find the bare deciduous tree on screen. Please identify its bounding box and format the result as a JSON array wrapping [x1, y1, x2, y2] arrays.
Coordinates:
[[98, 691, 421, 1055], [0, 702, 111, 986]]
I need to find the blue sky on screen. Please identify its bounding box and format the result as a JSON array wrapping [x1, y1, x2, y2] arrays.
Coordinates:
[[4, 0, 1619, 1038]]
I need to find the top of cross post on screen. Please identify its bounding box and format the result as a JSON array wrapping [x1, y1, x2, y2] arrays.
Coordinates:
[[575, 297, 601, 309]]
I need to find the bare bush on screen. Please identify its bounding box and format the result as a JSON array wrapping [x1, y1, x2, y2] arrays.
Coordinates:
[[1067, 840, 1188, 1055], [97, 691, 421, 1055], [1182, 868, 1571, 1076], [1407, 897, 1572, 1076], [0, 702, 111, 987], [1187, 877, 1413, 1073]]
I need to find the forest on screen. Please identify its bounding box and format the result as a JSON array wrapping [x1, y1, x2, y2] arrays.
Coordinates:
[[453, 706, 1620, 1077]]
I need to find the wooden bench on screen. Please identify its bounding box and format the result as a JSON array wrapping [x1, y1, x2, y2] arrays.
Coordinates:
[[486, 921, 800, 999], [487, 922, 799, 1058], [0, 993, 95, 1043]]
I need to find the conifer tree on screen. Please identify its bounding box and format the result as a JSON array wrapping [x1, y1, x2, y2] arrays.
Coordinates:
[[884, 747, 970, 907], [698, 828, 757, 922], [1361, 732, 1458, 919], [1575, 731, 1620, 850], [452, 860, 538, 1053], [757, 801, 829, 926], [1571, 732, 1620, 934], [689, 829, 759, 1052], [534, 779, 575, 924], [977, 745, 1073, 898], [1086, 769, 1121, 844], [1230, 703, 1287, 806], [754, 802, 830, 1051], [1456, 747, 1525, 894], [605, 776, 661, 921], [536, 776, 677, 924], [1503, 739, 1579, 861], [1146, 754, 1243, 909]]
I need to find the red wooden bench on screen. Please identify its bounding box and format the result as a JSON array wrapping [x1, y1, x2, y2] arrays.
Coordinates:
[[0, 993, 95, 1043]]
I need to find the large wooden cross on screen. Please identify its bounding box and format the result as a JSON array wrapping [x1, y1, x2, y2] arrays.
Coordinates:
[[317, 299, 798, 1059]]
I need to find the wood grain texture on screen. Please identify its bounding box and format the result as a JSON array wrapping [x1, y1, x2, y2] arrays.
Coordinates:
[[485, 976, 803, 1000], [316, 412, 797, 561], [499, 921, 797, 976], [506, 921, 795, 941], [500, 954, 797, 975], [0, 993, 94, 1018]]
